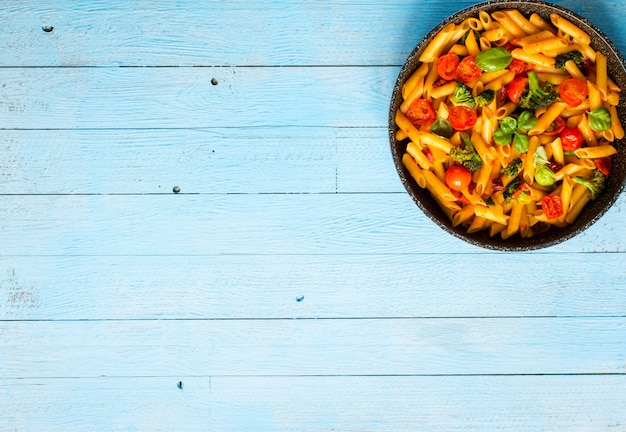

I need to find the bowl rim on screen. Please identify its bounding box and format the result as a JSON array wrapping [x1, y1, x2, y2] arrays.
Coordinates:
[[389, 0, 626, 251]]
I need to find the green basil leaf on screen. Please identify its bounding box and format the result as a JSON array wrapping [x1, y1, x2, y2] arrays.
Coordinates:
[[429, 118, 453, 138], [518, 111, 538, 131], [475, 47, 513, 72], [533, 146, 549, 169], [499, 116, 518, 134], [513, 133, 529, 153], [535, 165, 556, 187], [494, 128, 512, 145], [587, 106, 612, 132]]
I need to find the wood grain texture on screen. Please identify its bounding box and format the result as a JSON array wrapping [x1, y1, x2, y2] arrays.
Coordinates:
[[0, 128, 399, 194], [1, 254, 625, 320], [0, 0, 623, 67], [2, 318, 625, 378], [0, 194, 624, 256], [2, 375, 626, 431], [2, 0, 626, 430], [0, 66, 396, 129]]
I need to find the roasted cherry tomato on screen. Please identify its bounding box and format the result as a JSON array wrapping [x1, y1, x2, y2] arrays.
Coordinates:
[[560, 126, 584, 151], [508, 58, 526, 75], [541, 195, 564, 220], [445, 165, 472, 191], [455, 55, 482, 83], [595, 156, 612, 176], [543, 117, 566, 136], [405, 98, 436, 126], [437, 53, 460, 80], [506, 76, 528, 104], [448, 105, 477, 131], [559, 77, 589, 107]]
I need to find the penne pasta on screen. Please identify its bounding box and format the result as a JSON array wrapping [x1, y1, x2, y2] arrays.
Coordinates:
[[393, 7, 624, 240]]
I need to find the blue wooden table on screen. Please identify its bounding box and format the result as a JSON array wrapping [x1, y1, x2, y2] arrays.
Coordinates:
[[1, 0, 625, 430]]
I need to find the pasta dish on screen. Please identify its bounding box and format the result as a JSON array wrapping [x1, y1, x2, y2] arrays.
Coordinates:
[[394, 8, 624, 239]]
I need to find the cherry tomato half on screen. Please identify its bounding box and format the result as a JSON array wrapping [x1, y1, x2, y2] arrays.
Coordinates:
[[455, 55, 482, 83], [560, 126, 584, 151], [506, 76, 528, 104], [508, 58, 526, 75], [595, 156, 612, 176], [445, 165, 472, 191], [543, 117, 566, 136], [448, 105, 478, 131], [405, 99, 436, 126], [559, 77, 589, 107], [437, 53, 460, 81], [541, 195, 564, 220]]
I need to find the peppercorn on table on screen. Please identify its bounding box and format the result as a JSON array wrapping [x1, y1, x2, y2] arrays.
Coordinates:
[[1, 1, 626, 430]]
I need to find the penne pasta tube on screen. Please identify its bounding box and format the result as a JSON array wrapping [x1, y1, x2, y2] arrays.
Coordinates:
[[529, 13, 556, 32], [564, 60, 585, 81], [595, 51, 608, 97], [474, 205, 509, 225], [484, 70, 515, 91], [558, 175, 574, 223], [395, 110, 422, 145], [449, 44, 469, 56], [402, 153, 428, 189], [523, 36, 568, 54], [406, 141, 433, 170], [517, 30, 555, 46], [587, 81, 602, 111], [402, 62, 429, 99], [529, 102, 568, 136], [573, 144, 617, 159], [504, 9, 541, 34], [467, 216, 488, 234], [511, 48, 555, 68], [452, 204, 475, 227], [395, 129, 408, 141], [549, 137, 565, 165], [423, 168, 458, 202], [419, 23, 456, 63], [522, 136, 541, 184], [609, 105, 625, 140], [492, 11, 526, 37], [550, 13, 591, 45], [429, 81, 457, 100], [471, 132, 494, 165], [420, 132, 454, 153]]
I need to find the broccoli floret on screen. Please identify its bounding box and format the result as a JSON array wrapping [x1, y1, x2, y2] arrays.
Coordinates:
[[501, 157, 523, 178], [555, 50, 585, 70], [573, 169, 606, 200], [450, 81, 476, 108], [450, 133, 483, 172], [503, 178, 522, 203], [475, 89, 495, 107], [518, 71, 556, 110]]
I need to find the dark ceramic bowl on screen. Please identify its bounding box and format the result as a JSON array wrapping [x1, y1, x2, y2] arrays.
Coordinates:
[[389, 0, 626, 251]]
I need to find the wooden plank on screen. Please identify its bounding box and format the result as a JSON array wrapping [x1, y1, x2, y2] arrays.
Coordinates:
[[2, 375, 626, 431], [0, 128, 400, 194], [0, 66, 395, 129], [1, 253, 625, 320], [0, 0, 485, 67], [0, 194, 624, 255], [2, 318, 625, 378], [0, 1, 622, 67]]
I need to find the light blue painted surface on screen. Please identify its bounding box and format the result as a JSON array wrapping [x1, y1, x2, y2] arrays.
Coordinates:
[[1, 0, 625, 431]]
